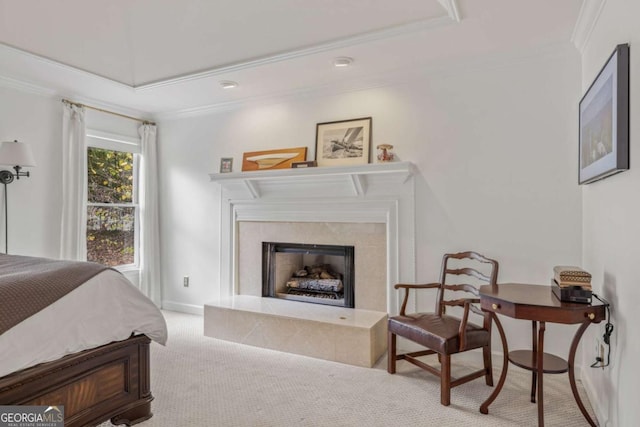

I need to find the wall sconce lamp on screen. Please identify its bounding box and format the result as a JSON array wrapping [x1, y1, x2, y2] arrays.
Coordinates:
[[0, 140, 36, 253]]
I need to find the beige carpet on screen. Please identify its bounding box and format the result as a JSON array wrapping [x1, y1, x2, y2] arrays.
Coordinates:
[[101, 310, 596, 426]]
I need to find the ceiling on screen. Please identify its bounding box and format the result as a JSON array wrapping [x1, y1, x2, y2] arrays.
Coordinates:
[[0, 0, 586, 118]]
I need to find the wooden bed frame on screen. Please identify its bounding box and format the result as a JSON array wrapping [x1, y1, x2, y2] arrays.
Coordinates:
[[0, 335, 153, 427]]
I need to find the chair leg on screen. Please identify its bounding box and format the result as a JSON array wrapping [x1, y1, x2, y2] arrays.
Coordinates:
[[440, 354, 451, 406], [387, 332, 396, 374], [483, 345, 493, 386]]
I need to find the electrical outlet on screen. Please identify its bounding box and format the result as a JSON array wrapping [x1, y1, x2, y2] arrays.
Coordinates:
[[183, 276, 189, 287]]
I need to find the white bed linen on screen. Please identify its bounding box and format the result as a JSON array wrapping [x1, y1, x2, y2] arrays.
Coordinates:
[[0, 269, 167, 377]]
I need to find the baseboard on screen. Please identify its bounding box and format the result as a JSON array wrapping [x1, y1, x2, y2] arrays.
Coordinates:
[[580, 366, 608, 426], [162, 300, 204, 315]]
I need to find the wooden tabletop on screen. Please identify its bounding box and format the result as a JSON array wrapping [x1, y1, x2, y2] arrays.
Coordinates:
[[479, 283, 606, 324]]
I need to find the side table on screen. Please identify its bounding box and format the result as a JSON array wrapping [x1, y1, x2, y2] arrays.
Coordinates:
[[479, 283, 607, 427]]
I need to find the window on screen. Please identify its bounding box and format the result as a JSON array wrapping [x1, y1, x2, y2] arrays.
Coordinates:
[[86, 131, 140, 268]]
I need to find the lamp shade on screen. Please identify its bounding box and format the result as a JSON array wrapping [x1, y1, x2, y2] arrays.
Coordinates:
[[0, 140, 36, 167]]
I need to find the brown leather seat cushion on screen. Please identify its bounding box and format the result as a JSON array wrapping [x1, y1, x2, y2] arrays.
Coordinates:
[[388, 313, 490, 354]]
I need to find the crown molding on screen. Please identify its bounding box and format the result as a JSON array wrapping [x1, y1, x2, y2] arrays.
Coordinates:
[[135, 15, 456, 91], [5, 40, 575, 124], [0, 11, 458, 95], [571, 0, 607, 53], [0, 74, 57, 97], [155, 41, 577, 122], [0, 71, 143, 122], [0, 72, 144, 124], [0, 42, 134, 90]]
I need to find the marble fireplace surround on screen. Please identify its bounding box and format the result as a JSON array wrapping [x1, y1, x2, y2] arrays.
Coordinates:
[[206, 162, 416, 366]]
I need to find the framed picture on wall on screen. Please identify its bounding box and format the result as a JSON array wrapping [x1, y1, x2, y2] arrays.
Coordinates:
[[578, 43, 629, 184], [315, 117, 372, 167]]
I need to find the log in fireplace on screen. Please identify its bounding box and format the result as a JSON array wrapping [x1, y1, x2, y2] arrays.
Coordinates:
[[262, 242, 355, 308]]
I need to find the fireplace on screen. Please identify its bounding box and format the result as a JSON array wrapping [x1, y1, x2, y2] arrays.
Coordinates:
[[262, 242, 355, 308], [210, 162, 416, 313], [206, 163, 415, 366]]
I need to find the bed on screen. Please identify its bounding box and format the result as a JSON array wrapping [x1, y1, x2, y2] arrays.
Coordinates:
[[0, 254, 167, 426]]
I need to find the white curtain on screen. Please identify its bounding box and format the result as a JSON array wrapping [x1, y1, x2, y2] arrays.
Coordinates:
[[60, 103, 87, 261], [139, 124, 161, 306]]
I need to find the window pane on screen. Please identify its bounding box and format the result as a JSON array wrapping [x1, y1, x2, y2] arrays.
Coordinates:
[[88, 147, 134, 203], [87, 206, 135, 266]]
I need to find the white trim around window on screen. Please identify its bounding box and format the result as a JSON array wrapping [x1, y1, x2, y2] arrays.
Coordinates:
[[85, 129, 141, 271]]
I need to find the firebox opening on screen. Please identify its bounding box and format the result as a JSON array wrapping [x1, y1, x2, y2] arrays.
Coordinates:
[[262, 242, 355, 308]]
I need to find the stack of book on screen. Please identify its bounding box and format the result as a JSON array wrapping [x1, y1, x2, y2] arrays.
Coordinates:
[[551, 266, 592, 303]]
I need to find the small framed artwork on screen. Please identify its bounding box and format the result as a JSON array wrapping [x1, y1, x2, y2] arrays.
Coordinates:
[[579, 43, 629, 184], [219, 157, 233, 173], [315, 117, 372, 167], [241, 147, 307, 171]]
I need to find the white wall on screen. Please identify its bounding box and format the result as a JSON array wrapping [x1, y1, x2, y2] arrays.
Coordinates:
[[0, 87, 142, 287], [158, 49, 584, 356], [0, 86, 62, 258], [580, 0, 640, 425]]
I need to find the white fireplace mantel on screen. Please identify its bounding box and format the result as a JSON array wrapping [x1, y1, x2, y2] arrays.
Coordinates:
[[209, 161, 415, 200], [210, 161, 417, 314]]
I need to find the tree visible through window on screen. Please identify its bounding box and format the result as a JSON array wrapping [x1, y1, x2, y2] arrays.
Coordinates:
[[87, 147, 138, 267]]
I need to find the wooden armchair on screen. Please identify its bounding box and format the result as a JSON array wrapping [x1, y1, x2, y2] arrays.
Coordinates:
[[387, 251, 499, 406]]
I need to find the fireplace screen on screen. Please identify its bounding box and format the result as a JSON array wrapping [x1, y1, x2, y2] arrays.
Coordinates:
[[262, 242, 355, 308]]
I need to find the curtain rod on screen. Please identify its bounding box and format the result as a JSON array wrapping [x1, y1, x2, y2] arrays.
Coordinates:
[[61, 99, 156, 126]]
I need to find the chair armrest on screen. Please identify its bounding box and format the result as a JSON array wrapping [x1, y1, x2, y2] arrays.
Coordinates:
[[443, 297, 480, 308], [458, 299, 490, 351], [395, 283, 441, 315]]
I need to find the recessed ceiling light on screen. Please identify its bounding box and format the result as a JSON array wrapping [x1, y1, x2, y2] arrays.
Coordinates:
[[220, 80, 238, 89], [333, 57, 353, 67]]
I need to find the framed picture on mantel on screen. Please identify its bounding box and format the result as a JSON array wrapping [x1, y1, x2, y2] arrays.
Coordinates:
[[315, 117, 371, 167], [241, 147, 307, 171], [219, 157, 233, 173]]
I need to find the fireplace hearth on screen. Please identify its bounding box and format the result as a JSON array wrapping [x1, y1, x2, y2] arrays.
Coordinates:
[[262, 242, 355, 308]]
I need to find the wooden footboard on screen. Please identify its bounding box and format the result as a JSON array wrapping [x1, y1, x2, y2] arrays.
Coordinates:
[[0, 335, 153, 427]]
